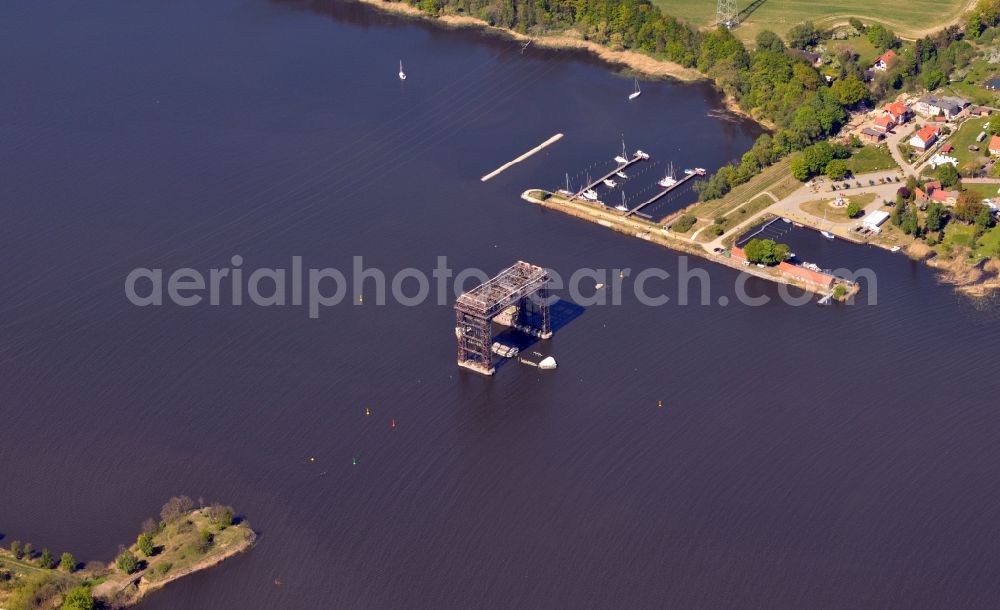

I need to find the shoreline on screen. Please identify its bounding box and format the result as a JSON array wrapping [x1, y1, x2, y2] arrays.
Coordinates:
[[521, 189, 854, 299], [351, 0, 763, 125], [0, 504, 254, 609], [355, 0, 775, 124], [354, 0, 704, 81]]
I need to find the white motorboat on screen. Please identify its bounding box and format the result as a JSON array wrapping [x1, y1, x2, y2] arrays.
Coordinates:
[[582, 189, 599, 201], [821, 230, 835, 240], [538, 356, 557, 370], [603, 178, 617, 188], [616, 170, 627, 179], [635, 149, 650, 160]]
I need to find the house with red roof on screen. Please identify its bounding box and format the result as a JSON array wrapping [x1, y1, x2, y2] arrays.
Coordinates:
[[909, 125, 940, 151], [989, 135, 1000, 156], [930, 189, 959, 204], [778, 262, 835, 289], [884, 101, 910, 124], [873, 50, 898, 72], [873, 115, 895, 132]]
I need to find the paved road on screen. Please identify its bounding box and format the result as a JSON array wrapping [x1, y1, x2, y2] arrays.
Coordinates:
[[705, 169, 905, 251]]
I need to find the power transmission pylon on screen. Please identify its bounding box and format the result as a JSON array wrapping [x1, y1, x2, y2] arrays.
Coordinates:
[[716, 0, 738, 28]]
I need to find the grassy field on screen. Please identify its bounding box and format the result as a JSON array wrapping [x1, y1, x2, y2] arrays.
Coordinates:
[[945, 116, 992, 170], [846, 145, 898, 174], [652, 0, 970, 43], [688, 157, 797, 219], [961, 183, 1000, 200], [798, 193, 876, 223]]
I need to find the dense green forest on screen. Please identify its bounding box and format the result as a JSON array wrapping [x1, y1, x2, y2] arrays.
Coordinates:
[[391, 0, 1000, 200]]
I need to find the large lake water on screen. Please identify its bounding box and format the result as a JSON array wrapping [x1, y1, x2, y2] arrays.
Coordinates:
[[2, 1, 1000, 608]]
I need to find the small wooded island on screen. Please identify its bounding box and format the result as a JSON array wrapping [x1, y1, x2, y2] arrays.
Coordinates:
[[0, 496, 254, 610]]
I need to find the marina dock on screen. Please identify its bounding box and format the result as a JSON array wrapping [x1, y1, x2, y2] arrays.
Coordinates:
[[570, 152, 648, 201], [624, 168, 704, 217]]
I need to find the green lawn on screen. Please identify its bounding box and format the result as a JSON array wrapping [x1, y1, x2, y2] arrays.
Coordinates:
[[944, 117, 992, 171], [652, 0, 968, 43], [960, 183, 1000, 201], [846, 144, 897, 174], [827, 35, 881, 67], [977, 223, 1000, 257], [942, 58, 1000, 106], [688, 157, 796, 220]]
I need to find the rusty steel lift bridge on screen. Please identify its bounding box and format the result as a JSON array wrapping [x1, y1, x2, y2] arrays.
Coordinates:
[[455, 261, 552, 375]]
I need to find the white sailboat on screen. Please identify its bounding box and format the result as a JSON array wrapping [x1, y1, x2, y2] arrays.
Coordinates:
[[558, 172, 573, 197], [603, 178, 617, 188], [615, 192, 629, 212], [398, 60, 406, 80], [614, 138, 628, 164], [628, 78, 641, 100], [615, 170, 627, 179], [821, 205, 835, 239], [582, 173, 598, 201], [658, 162, 678, 188]]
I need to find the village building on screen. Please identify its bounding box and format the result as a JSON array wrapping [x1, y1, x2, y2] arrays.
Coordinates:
[[989, 135, 1000, 156], [913, 95, 969, 119], [777, 262, 835, 289], [862, 210, 891, 232], [860, 127, 885, 143], [930, 189, 959, 205], [873, 115, 895, 132], [909, 125, 940, 151], [873, 50, 898, 72], [884, 101, 910, 124]]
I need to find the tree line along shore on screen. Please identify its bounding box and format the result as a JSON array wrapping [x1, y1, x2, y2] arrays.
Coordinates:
[[0, 496, 254, 610], [354, 0, 1000, 295]]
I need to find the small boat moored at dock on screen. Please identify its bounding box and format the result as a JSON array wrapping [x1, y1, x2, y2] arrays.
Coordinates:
[[582, 189, 599, 201], [821, 231, 835, 240], [614, 192, 629, 212], [616, 170, 628, 179], [658, 163, 678, 188], [635, 150, 650, 160], [603, 178, 617, 188]]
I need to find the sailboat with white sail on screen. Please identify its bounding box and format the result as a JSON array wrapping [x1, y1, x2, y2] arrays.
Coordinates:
[[614, 138, 628, 164], [628, 78, 641, 100], [615, 192, 629, 212], [398, 60, 406, 81], [558, 173, 573, 197], [658, 162, 678, 188]]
